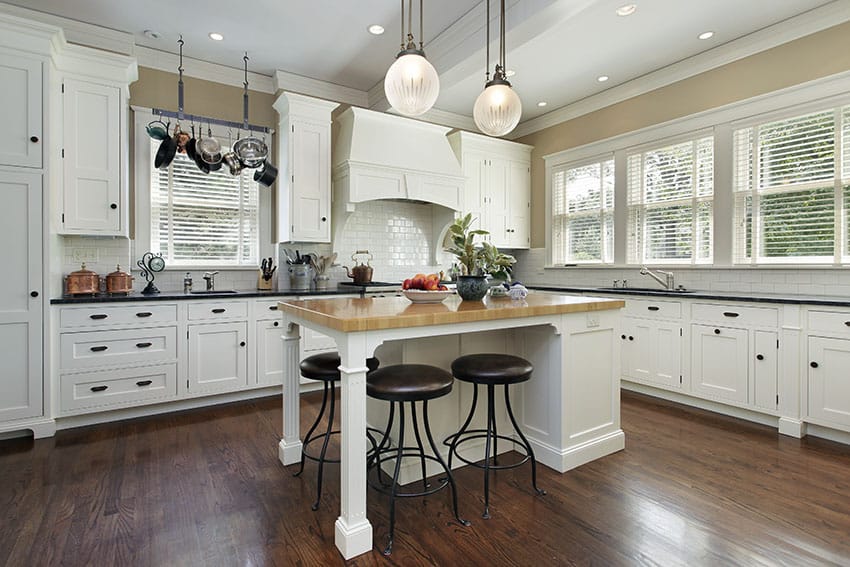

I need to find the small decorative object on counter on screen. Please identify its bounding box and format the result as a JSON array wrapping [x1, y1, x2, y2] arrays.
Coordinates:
[[508, 283, 528, 300], [64, 263, 100, 296], [183, 272, 193, 293], [105, 265, 134, 295], [137, 252, 165, 295], [343, 250, 373, 284], [258, 257, 275, 290], [310, 252, 336, 290], [446, 213, 516, 301]]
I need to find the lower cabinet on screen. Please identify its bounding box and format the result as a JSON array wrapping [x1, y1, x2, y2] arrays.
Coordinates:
[[691, 324, 749, 403], [256, 319, 284, 386], [60, 363, 177, 413], [621, 317, 681, 388], [187, 322, 248, 394], [807, 336, 850, 429]]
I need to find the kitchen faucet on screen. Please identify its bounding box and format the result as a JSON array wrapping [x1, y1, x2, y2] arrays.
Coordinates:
[[203, 271, 219, 291], [640, 266, 675, 290]]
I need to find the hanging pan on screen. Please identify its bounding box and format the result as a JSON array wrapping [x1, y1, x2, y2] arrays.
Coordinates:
[[233, 54, 268, 169], [154, 123, 178, 169]]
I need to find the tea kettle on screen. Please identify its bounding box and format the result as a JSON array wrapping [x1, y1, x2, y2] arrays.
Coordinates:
[[343, 250, 373, 284]]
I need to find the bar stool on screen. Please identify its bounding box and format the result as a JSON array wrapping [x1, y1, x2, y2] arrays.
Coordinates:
[[294, 351, 379, 511], [366, 363, 470, 555], [445, 353, 545, 519]]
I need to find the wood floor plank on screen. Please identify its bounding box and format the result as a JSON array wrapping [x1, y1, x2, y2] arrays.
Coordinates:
[[2, 390, 850, 566]]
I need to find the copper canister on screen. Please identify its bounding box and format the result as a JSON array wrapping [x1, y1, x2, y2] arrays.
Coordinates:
[[105, 265, 133, 294], [64, 263, 100, 295]]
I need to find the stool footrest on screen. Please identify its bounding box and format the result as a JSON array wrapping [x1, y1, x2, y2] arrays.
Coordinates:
[[301, 430, 341, 464], [368, 451, 451, 498], [444, 430, 531, 470]]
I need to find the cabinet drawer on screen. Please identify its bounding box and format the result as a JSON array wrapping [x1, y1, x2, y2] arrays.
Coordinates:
[[60, 327, 177, 369], [807, 310, 850, 337], [60, 363, 177, 414], [60, 304, 177, 329], [691, 303, 777, 327], [187, 301, 248, 321], [623, 298, 681, 319], [255, 299, 283, 320]]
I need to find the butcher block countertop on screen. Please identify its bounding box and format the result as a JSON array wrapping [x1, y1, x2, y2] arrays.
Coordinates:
[[277, 293, 624, 332]]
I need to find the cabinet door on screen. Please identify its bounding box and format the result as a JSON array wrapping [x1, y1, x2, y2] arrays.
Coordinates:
[[621, 317, 681, 388], [0, 54, 42, 168], [691, 324, 748, 403], [257, 320, 284, 386], [462, 152, 487, 233], [188, 322, 248, 394], [290, 120, 331, 242], [507, 160, 530, 248], [752, 330, 778, 411], [61, 79, 122, 234], [807, 336, 850, 429], [485, 158, 510, 247], [0, 171, 42, 422]]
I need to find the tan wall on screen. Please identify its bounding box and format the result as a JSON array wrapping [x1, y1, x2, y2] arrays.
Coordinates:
[[516, 21, 850, 248]]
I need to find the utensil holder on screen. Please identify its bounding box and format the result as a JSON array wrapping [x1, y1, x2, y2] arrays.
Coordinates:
[[257, 270, 273, 290], [315, 274, 330, 290], [289, 264, 312, 291]]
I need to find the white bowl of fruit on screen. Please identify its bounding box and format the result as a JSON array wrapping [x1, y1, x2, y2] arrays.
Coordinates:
[[402, 273, 453, 303]]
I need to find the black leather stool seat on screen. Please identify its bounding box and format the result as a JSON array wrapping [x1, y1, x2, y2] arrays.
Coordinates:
[[451, 354, 533, 385], [367, 364, 453, 402], [299, 352, 379, 381]]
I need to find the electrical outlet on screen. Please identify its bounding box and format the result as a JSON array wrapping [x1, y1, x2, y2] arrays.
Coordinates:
[[586, 312, 600, 328], [72, 248, 99, 263]]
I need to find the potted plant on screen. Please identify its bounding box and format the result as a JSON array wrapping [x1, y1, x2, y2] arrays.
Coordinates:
[[446, 213, 516, 300]]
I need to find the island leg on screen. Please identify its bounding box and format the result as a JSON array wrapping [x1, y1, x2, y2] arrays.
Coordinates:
[[279, 320, 303, 465], [334, 333, 373, 559]]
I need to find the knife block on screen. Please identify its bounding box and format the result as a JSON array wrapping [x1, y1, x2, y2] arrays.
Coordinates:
[[257, 270, 273, 290]]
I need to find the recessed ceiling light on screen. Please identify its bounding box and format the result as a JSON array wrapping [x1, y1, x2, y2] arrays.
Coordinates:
[[208, 32, 224, 41], [368, 24, 385, 35], [143, 29, 161, 40], [505, 69, 516, 77], [597, 75, 609, 82], [616, 4, 637, 17], [537, 101, 548, 107], [698, 31, 714, 40]]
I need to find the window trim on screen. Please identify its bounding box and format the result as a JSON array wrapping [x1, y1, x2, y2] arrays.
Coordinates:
[[133, 106, 275, 270]]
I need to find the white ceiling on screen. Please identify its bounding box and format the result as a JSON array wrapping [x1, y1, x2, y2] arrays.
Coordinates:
[[2, 0, 845, 126]]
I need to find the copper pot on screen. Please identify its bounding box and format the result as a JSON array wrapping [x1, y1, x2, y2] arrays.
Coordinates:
[[105, 264, 133, 294], [65, 263, 100, 295]]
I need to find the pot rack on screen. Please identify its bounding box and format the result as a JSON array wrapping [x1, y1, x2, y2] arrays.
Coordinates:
[[150, 108, 272, 135]]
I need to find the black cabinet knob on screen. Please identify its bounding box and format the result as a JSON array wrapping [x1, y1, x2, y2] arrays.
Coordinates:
[[628, 336, 634, 341], [321, 216, 327, 222], [240, 341, 246, 347], [30, 136, 39, 143], [30, 291, 38, 297], [810, 361, 819, 368], [110, 203, 117, 210], [621, 334, 626, 340], [756, 354, 764, 361], [714, 328, 721, 334], [273, 321, 279, 327]]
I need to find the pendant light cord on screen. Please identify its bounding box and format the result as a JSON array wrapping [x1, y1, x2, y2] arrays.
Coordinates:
[[500, 0, 506, 73], [419, 0, 424, 50], [485, 0, 490, 83]]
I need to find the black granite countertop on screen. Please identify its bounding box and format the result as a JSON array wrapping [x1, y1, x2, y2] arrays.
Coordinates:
[[527, 284, 850, 308], [50, 286, 361, 305]]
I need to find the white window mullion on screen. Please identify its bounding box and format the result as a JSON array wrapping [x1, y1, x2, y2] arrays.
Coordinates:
[[167, 162, 175, 265], [751, 125, 761, 265], [834, 107, 843, 265]]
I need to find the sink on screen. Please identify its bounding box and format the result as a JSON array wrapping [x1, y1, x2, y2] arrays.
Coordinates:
[[596, 287, 695, 294], [189, 290, 238, 294]]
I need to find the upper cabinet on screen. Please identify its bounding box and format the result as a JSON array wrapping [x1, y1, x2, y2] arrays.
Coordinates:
[[56, 48, 137, 236], [0, 53, 43, 168], [274, 92, 339, 243], [448, 131, 532, 249]]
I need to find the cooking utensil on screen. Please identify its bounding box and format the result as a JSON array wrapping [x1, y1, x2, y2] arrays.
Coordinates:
[[342, 250, 373, 284], [154, 125, 178, 169], [105, 264, 133, 294], [146, 119, 169, 140], [64, 263, 100, 295], [222, 151, 243, 176], [233, 54, 269, 169], [198, 124, 222, 165], [253, 160, 278, 186]]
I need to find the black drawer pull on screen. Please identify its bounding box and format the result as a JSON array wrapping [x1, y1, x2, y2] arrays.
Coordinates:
[[136, 342, 153, 348], [723, 312, 739, 318], [136, 380, 153, 387], [90, 385, 108, 392], [810, 361, 819, 368], [647, 306, 660, 311], [273, 321, 279, 327], [212, 308, 226, 314], [89, 314, 108, 320], [136, 312, 153, 318], [89, 345, 108, 352], [756, 354, 764, 361], [714, 328, 721, 334], [268, 305, 278, 311]]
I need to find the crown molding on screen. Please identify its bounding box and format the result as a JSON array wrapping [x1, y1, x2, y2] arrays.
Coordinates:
[[510, 0, 850, 139], [273, 69, 367, 107]]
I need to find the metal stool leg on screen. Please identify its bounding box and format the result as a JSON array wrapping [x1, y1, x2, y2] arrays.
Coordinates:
[[446, 383, 478, 470], [410, 402, 431, 490], [482, 384, 496, 519], [294, 379, 331, 478], [311, 380, 336, 511], [504, 384, 546, 496], [384, 402, 406, 556], [423, 400, 470, 528]]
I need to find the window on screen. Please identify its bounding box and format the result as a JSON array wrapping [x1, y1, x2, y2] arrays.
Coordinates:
[[551, 157, 614, 264], [149, 140, 260, 267], [733, 105, 850, 264], [627, 135, 714, 264]]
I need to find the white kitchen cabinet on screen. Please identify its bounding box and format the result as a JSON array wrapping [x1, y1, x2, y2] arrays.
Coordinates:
[[256, 319, 284, 386], [274, 91, 339, 243], [753, 330, 779, 411], [0, 54, 42, 168], [691, 324, 749, 403], [807, 336, 850, 431], [187, 322, 248, 395], [0, 170, 43, 423], [60, 78, 122, 234], [447, 131, 532, 249], [621, 317, 682, 389]]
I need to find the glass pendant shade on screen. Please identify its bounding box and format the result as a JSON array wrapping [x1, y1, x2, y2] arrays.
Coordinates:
[[384, 52, 440, 117], [473, 82, 522, 137]]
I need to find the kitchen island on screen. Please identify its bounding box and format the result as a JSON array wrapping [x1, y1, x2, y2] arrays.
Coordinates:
[[277, 292, 625, 559]]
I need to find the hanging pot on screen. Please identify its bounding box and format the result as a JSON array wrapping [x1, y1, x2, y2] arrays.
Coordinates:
[[253, 160, 278, 186], [105, 264, 134, 294], [154, 127, 178, 169], [198, 126, 222, 165], [185, 125, 198, 161], [146, 119, 169, 140], [222, 151, 243, 176], [233, 135, 268, 168]]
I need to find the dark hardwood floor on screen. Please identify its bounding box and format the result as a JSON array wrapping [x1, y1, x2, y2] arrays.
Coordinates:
[[2, 390, 850, 566]]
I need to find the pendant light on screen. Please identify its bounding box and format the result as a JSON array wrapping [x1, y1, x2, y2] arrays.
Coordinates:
[[473, 0, 522, 137], [384, 0, 440, 117]]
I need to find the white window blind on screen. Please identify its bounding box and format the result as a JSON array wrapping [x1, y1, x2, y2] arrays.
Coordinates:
[[627, 136, 714, 264], [733, 105, 850, 264], [551, 157, 614, 264], [150, 141, 259, 266]]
